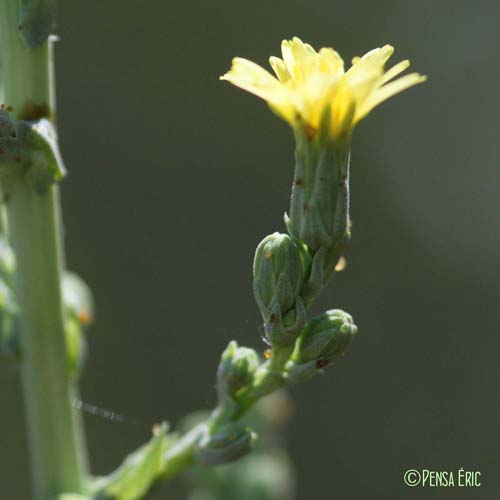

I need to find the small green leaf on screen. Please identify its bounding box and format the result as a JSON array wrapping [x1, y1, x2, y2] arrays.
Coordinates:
[[92, 423, 173, 500], [23, 119, 66, 193]]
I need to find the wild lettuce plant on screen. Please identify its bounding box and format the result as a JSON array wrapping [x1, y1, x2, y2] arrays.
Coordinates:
[[0, 3, 425, 499]]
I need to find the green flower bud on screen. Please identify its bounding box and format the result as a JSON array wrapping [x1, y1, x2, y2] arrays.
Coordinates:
[[296, 309, 357, 362], [0, 270, 93, 371], [217, 341, 259, 404], [62, 271, 94, 328], [195, 423, 256, 466], [286, 309, 357, 383], [62, 272, 93, 378], [253, 232, 306, 347]]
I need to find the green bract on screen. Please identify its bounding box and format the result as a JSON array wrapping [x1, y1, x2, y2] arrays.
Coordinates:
[[286, 135, 351, 252]]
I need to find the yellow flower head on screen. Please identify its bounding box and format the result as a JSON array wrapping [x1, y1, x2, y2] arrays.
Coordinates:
[[221, 37, 426, 139]]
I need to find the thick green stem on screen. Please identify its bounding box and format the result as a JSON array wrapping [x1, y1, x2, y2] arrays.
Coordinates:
[[0, 1, 54, 120], [6, 181, 88, 498], [0, 1, 88, 498]]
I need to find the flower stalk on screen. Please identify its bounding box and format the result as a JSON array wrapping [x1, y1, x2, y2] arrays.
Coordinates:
[[95, 37, 424, 499]]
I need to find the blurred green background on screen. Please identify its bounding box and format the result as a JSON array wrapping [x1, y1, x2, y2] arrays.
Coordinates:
[[2, 0, 500, 498]]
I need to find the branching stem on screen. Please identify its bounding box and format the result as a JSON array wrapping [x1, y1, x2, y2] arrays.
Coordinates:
[[0, 1, 89, 498]]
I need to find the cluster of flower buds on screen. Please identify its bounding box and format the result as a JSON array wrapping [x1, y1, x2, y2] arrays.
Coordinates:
[[251, 101, 358, 362], [253, 176, 356, 368]]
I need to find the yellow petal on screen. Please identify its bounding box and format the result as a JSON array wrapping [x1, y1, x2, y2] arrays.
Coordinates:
[[331, 88, 356, 138], [220, 58, 299, 124], [358, 44, 394, 65], [281, 37, 315, 81], [345, 68, 382, 124], [318, 47, 345, 78], [220, 57, 283, 101], [356, 73, 427, 120], [345, 64, 383, 107], [290, 37, 316, 61], [269, 56, 290, 82], [304, 42, 317, 54], [380, 59, 410, 85], [281, 39, 295, 77]]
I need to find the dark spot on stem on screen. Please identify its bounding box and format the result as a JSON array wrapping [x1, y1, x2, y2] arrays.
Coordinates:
[[304, 123, 316, 140], [18, 101, 51, 121], [303, 203, 308, 213], [3, 192, 11, 204], [316, 359, 329, 369], [295, 178, 303, 187]]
